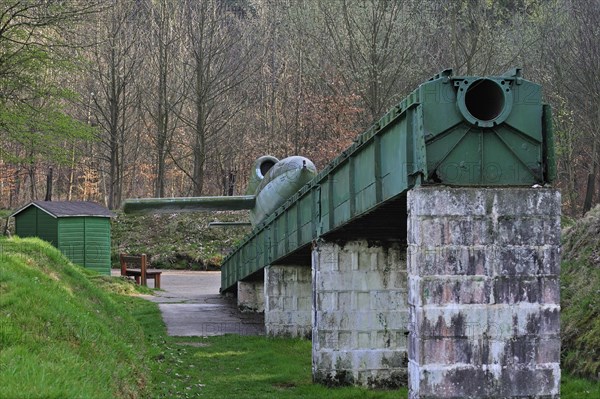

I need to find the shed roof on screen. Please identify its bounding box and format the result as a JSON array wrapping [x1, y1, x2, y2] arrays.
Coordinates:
[[11, 201, 113, 218]]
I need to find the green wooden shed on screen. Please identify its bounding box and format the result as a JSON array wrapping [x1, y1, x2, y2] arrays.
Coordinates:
[[11, 201, 113, 275]]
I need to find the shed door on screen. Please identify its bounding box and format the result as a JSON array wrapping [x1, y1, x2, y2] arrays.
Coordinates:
[[58, 218, 85, 266], [83, 217, 111, 274]]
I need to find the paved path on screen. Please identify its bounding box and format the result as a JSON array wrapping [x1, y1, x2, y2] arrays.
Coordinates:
[[112, 270, 264, 337]]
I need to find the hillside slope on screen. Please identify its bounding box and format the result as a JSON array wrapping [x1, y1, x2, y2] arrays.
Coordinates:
[[0, 237, 150, 398], [561, 205, 600, 380], [112, 210, 250, 269]]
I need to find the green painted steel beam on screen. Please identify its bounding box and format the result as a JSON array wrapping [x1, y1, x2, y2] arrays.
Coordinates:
[[220, 69, 555, 293]]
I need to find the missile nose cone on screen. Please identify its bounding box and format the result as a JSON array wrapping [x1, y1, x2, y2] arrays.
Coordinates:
[[297, 156, 317, 175]]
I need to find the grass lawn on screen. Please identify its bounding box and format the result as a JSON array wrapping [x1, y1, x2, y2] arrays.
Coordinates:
[[126, 296, 406, 398], [125, 297, 599, 399]]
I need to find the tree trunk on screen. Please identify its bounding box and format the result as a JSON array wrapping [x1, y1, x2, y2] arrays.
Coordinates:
[[44, 167, 53, 201], [154, 34, 168, 199], [28, 161, 36, 201], [108, 56, 119, 208], [582, 173, 595, 215], [192, 57, 206, 196], [11, 168, 21, 209], [68, 144, 75, 201], [191, 130, 205, 196], [582, 139, 598, 215]]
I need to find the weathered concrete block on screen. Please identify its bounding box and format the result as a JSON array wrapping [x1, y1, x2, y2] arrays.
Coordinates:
[[408, 187, 561, 399], [416, 276, 491, 305], [413, 333, 561, 368], [237, 280, 264, 313], [408, 362, 560, 399], [408, 244, 490, 276], [493, 276, 560, 304], [492, 245, 561, 276], [491, 188, 562, 217], [312, 240, 409, 388], [314, 349, 409, 389], [485, 304, 560, 337], [415, 216, 493, 246], [315, 302, 407, 329], [264, 264, 312, 338], [316, 269, 408, 291], [411, 305, 490, 339], [407, 187, 489, 217], [496, 216, 561, 246], [408, 187, 561, 218]]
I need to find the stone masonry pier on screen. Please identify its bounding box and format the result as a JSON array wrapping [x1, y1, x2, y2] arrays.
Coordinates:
[[237, 280, 264, 313], [312, 240, 409, 388], [264, 264, 312, 338], [407, 187, 561, 398]]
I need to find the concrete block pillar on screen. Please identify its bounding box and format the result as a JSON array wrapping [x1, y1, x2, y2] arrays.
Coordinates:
[[312, 240, 409, 388], [264, 265, 312, 338], [407, 187, 561, 399], [237, 280, 264, 313]]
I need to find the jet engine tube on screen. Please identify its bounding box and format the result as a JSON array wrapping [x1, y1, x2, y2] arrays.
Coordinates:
[[246, 155, 278, 195]]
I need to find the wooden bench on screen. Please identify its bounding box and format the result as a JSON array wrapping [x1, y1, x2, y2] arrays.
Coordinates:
[[119, 254, 162, 289]]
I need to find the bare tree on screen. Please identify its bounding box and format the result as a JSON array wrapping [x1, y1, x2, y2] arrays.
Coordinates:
[[88, 0, 143, 209], [306, 0, 419, 123], [2, 0, 597, 217], [140, 0, 186, 198], [539, 0, 600, 214], [176, 0, 259, 196], [566, 0, 600, 213], [0, 1, 101, 102]]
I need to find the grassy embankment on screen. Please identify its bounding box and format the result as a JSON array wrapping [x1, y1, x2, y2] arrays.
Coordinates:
[[561, 205, 600, 380], [0, 236, 152, 398], [111, 210, 250, 270]]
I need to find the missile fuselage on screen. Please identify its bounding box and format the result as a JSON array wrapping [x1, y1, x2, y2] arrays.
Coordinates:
[[250, 156, 317, 224]]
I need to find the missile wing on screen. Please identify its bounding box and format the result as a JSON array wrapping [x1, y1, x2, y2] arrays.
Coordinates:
[[121, 195, 256, 214]]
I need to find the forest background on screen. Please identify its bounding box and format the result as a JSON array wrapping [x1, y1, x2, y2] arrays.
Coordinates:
[[1, 0, 598, 216]]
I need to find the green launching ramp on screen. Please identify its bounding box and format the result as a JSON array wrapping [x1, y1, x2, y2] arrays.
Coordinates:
[[220, 68, 555, 292]]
